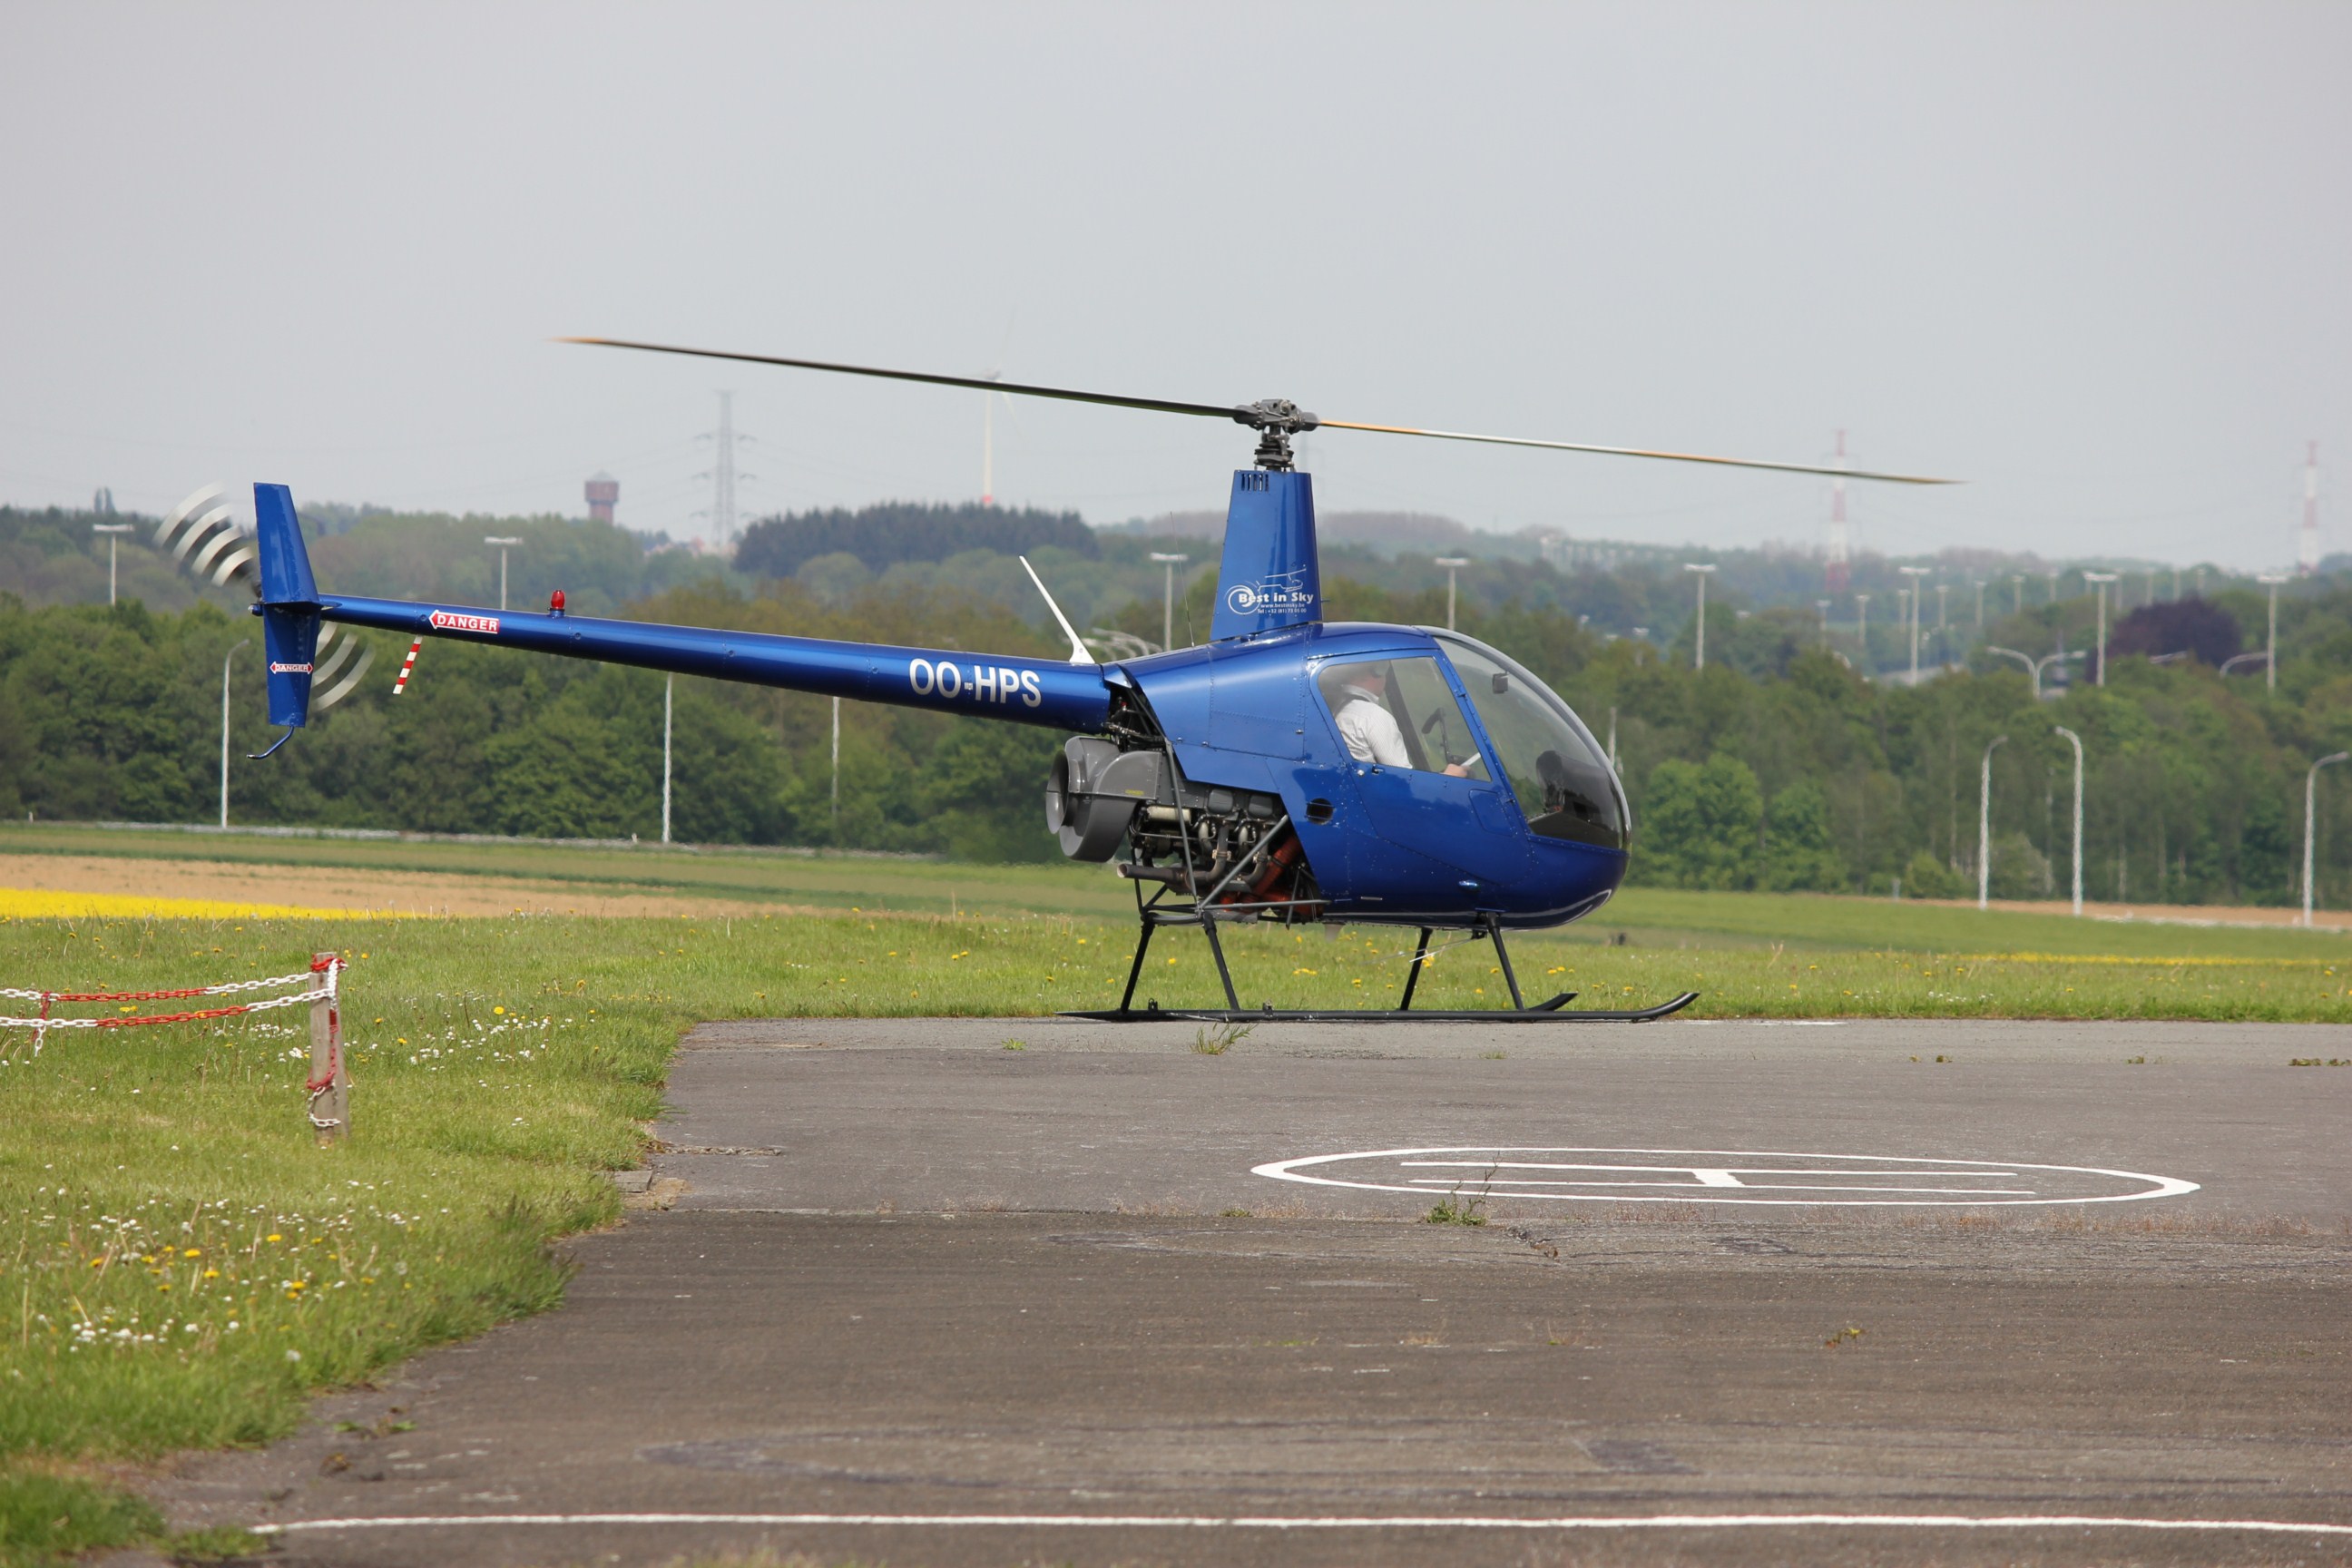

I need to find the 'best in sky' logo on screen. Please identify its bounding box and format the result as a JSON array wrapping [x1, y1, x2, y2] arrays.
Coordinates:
[[1225, 568, 1315, 617]]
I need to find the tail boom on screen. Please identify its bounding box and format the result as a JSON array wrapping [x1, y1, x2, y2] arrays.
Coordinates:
[[314, 594, 1114, 733]]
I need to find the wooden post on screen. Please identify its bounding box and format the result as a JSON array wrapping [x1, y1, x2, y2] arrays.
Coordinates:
[[308, 953, 348, 1145]]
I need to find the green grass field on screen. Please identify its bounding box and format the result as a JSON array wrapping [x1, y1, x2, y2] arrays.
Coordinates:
[[0, 833, 2342, 1563]]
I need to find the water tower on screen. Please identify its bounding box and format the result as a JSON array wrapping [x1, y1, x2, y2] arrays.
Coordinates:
[[585, 471, 619, 524]]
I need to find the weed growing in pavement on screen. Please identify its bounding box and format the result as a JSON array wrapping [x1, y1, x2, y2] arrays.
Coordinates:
[[1191, 1022, 1253, 1055]]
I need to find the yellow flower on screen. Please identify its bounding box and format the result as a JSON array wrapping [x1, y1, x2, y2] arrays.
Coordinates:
[[494, 1005, 505, 1014], [266, 1234, 282, 1243], [183, 1248, 201, 1258]]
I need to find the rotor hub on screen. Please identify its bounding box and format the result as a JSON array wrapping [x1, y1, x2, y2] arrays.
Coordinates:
[[1233, 398, 1320, 471]]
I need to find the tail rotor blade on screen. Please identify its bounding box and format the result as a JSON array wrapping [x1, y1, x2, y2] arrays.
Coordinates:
[[171, 505, 236, 566], [156, 484, 228, 549], [314, 642, 376, 710]]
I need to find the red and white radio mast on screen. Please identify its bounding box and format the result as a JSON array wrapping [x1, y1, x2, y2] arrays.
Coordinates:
[[1825, 429, 1851, 593]]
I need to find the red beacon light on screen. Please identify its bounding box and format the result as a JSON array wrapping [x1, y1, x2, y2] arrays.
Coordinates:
[[549, 589, 566, 617]]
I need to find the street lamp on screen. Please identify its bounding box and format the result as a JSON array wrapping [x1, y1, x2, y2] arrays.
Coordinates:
[[662, 674, 674, 845], [1815, 598, 1830, 648], [1936, 582, 1950, 665], [1149, 552, 1190, 651], [1899, 565, 1930, 682], [93, 522, 133, 605], [2082, 572, 2118, 685], [2304, 751, 2348, 927], [220, 640, 249, 828], [1982, 645, 2082, 701], [1978, 735, 2008, 909], [1435, 557, 1473, 632], [2053, 725, 2084, 916], [1682, 564, 1717, 670], [2257, 574, 2288, 693], [1854, 592, 1870, 671], [484, 536, 523, 612]]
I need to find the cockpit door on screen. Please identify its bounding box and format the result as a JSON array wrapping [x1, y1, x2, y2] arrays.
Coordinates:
[[1313, 654, 1530, 903]]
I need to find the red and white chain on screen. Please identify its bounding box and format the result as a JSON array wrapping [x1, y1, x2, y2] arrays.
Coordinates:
[[0, 962, 338, 1057]]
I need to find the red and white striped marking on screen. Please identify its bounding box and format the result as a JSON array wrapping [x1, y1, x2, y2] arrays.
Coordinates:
[[392, 638, 422, 694]]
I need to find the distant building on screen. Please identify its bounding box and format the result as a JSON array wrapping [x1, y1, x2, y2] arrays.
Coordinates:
[[585, 471, 619, 524]]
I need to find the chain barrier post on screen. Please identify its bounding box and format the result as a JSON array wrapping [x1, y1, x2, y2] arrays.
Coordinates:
[[307, 953, 348, 1145]]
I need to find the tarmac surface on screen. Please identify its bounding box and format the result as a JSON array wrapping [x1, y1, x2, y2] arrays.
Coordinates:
[[158, 1017, 2352, 1566]]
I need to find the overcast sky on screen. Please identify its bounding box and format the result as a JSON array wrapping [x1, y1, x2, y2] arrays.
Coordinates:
[[4, 3, 2347, 569]]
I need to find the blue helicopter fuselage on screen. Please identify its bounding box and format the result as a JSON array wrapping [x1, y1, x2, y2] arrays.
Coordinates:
[[254, 470, 1630, 932]]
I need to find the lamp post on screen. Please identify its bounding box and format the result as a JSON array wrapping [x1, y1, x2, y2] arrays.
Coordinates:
[[1436, 556, 1472, 632], [1854, 592, 1870, 671], [1149, 552, 1189, 651], [93, 522, 133, 605], [219, 639, 248, 828], [484, 536, 523, 611], [1978, 734, 2008, 909], [2082, 571, 2118, 685], [1936, 583, 1950, 665], [2257, 574, 2287, 693], [2304, 751, 2349, 926], [661, 674, 673, 845], [2053, 725, 2084, 916], [1682, 564, 1717, 670], [1982, 645, 2081, 701], [1899, 565, 1930, 682], [1816, 598, 1831, 648]]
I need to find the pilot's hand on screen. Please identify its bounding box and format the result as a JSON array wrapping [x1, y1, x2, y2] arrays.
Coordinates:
[[1444, 762, 1471, 778]]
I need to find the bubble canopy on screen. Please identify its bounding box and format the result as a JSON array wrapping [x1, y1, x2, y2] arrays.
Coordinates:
[[1431, 632, 1627, 851]]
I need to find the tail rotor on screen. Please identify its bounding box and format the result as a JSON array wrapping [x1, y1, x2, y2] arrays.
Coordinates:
[[159, 483, 373, 716]]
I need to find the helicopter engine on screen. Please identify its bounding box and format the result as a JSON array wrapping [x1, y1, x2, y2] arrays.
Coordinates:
[[1046, 735, 1319, 918], [1045, 737, 1163, 862]]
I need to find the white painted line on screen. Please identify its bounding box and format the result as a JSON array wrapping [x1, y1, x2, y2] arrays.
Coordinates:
[[255, 1512, 2352, 1537], [1403, 1180, 2040, 1195], [1399, 1163, 2022, 1176], [1253, 1146, 2200, 1208]]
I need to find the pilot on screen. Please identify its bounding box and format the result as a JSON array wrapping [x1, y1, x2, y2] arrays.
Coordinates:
[[1334, 667, 1470, 776]]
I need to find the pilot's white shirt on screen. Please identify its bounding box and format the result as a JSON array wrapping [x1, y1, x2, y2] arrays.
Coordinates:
[[1335, 690, 1410, 768]]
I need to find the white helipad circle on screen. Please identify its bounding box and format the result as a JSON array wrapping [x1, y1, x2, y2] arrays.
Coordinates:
[[1250, 1146, 2199, 1208]]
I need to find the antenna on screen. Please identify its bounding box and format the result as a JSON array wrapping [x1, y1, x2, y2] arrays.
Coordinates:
[[712, 391, 735, 551], [692, 393, 756, 552], [2301, 439, 2320, 576], [1020, 556, 1095, 665]]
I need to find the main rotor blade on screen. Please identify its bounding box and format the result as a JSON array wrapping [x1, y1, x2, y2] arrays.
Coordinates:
[[558, 337, 1244, 423], [1316, 419, 1956, 485]]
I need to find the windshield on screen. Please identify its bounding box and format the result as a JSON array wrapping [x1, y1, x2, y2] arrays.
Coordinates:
[[1433, 633, 1626, 849]]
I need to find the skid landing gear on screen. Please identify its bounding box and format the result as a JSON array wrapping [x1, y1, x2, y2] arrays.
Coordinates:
[[1059, 910, 1699, 1024]]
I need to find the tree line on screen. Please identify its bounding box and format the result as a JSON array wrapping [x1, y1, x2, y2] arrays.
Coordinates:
[[4, 562, 2348, 906]]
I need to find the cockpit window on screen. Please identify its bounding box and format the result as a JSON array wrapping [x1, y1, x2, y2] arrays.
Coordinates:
[[1434, 634, 1626, 849], [1316, 657, 1489, 779]]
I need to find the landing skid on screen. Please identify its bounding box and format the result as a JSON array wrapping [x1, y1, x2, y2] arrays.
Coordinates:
[[1060, 994, 1700, 1024], [1064, 899, 1700, 1024]]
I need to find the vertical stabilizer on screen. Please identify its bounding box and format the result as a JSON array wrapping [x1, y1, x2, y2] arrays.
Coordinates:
[[253, 483, 322, 728], [1209, 469, 1320, 641]]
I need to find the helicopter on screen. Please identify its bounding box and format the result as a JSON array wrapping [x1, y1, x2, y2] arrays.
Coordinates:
[[236, 341, 1950, 1022]]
